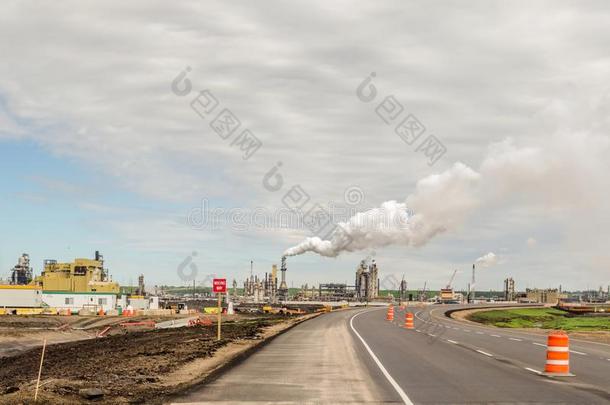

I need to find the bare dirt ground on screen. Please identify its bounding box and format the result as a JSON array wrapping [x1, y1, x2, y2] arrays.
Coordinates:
[[0, 314, 190, 358], [0, 313, 315, 404], [449, 306, 610, 344]]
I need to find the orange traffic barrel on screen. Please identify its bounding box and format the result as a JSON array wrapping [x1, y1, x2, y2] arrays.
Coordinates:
[[386, 306, 394, 321], [404, 312, 414, 329], [544, 331, 573, 376]]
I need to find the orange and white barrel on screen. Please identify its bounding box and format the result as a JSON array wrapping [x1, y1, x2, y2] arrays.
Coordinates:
[[404, 312, 414, 329], [544, 331, 572, 376], [386, 306, 394, 321]]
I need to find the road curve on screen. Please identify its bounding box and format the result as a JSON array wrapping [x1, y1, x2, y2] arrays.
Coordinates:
[[171, 306, 609, 404], [355, 304, 609, 404], [417, 304, 610, 392]]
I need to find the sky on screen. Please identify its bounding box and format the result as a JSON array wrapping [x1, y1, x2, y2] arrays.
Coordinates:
[[1, 1, 609, 291]]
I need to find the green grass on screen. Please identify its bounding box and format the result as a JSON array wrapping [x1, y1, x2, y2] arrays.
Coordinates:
[[468, 308, 610, 331]]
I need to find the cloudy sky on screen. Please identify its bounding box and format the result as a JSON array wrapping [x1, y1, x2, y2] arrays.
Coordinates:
[[1, 1, 609, 291]]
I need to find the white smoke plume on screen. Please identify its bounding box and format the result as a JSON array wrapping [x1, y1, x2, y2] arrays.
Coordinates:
[[283, 163, 480, 257], [474, 252, 498, 268], [284, 131, 610, 258]]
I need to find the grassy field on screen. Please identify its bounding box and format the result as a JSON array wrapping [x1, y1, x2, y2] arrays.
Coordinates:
[[468, 307, 610, 331]]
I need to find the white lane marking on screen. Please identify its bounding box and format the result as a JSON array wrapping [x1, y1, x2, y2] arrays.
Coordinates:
[[452, 327, 459, 330], [525, 367, 542, 375], [415, 329, 422, 333], [445, 325, 451, 328], [464, 329, 471, 332], [476, 331, 484, 335], [350, 310, 414, 405], [476, 349, 493, 357], [532, 342, 546, 347], [509, 338, 522, 341], [428, 334, 436, 337], [570, 350, 587, 355], [447, 339, 459, 344], [490, 334, 501, 338], [426, 306, 610, 349]]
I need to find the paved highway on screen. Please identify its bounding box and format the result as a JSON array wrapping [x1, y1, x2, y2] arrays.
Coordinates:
[[173, 306, 610, 404], [173, 309, 403, 404], [361, 304, 610, 404], [413, 304, 610, 390]]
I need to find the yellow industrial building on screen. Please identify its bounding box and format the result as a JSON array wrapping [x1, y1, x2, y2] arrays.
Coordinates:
[[34, 251, 119, 293]]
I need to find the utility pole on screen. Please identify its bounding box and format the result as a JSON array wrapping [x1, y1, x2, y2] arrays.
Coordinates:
[[217, 291, 222, 340]]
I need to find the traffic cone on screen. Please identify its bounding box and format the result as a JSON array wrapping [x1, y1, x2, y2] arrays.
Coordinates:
[[543, 331, 573, 376], [404, 312, 414, 329], [386, 306, 394, 321]]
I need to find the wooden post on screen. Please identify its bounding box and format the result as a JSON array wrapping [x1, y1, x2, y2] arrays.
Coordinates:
[[34, 338, 47, 402], [217, 292, 222, 341]]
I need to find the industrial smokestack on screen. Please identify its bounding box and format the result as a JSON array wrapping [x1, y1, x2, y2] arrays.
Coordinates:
[[471, 263, 476, 303], [278, 256, 288, 301], [280, 256, 287, 286]]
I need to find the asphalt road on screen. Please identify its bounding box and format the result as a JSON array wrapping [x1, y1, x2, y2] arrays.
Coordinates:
[[173, 306, 610, 404], [357, 304, 610, 404], [414, 304, 610, 390]]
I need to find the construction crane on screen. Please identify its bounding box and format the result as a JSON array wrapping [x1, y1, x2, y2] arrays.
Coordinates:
[[446, 269, 458, 289], [441, 269, 459, 303]]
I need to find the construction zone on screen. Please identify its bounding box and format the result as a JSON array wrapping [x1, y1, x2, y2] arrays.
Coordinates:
[[0, 252, 348, 404], [2, 250, 609, 404], [0, 313, 315, 404]]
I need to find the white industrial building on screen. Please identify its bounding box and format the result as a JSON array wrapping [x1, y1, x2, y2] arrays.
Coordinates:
[[0, 286, 42, 307], [1, 286, 159, 313], [41, 291, 117, 312]]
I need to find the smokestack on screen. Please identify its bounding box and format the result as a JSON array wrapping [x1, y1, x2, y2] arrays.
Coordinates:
[[472, 263, 475, 284], [278, 256, 288, 301], [470, 264, 476, 303], [280, 256, 287, 286]]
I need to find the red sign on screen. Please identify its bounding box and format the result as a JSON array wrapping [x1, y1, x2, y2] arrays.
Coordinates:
[[213, 278, 227, 293]]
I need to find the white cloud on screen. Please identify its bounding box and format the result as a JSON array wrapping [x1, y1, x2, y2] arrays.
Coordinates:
[[1, 1, 610, 287]]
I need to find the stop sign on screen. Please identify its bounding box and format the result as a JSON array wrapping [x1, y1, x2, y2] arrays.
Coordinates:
[[213, 278, 227, 293]]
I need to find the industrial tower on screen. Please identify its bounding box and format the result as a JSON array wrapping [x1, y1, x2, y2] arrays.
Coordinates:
[[278, 256, 288, 301]]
